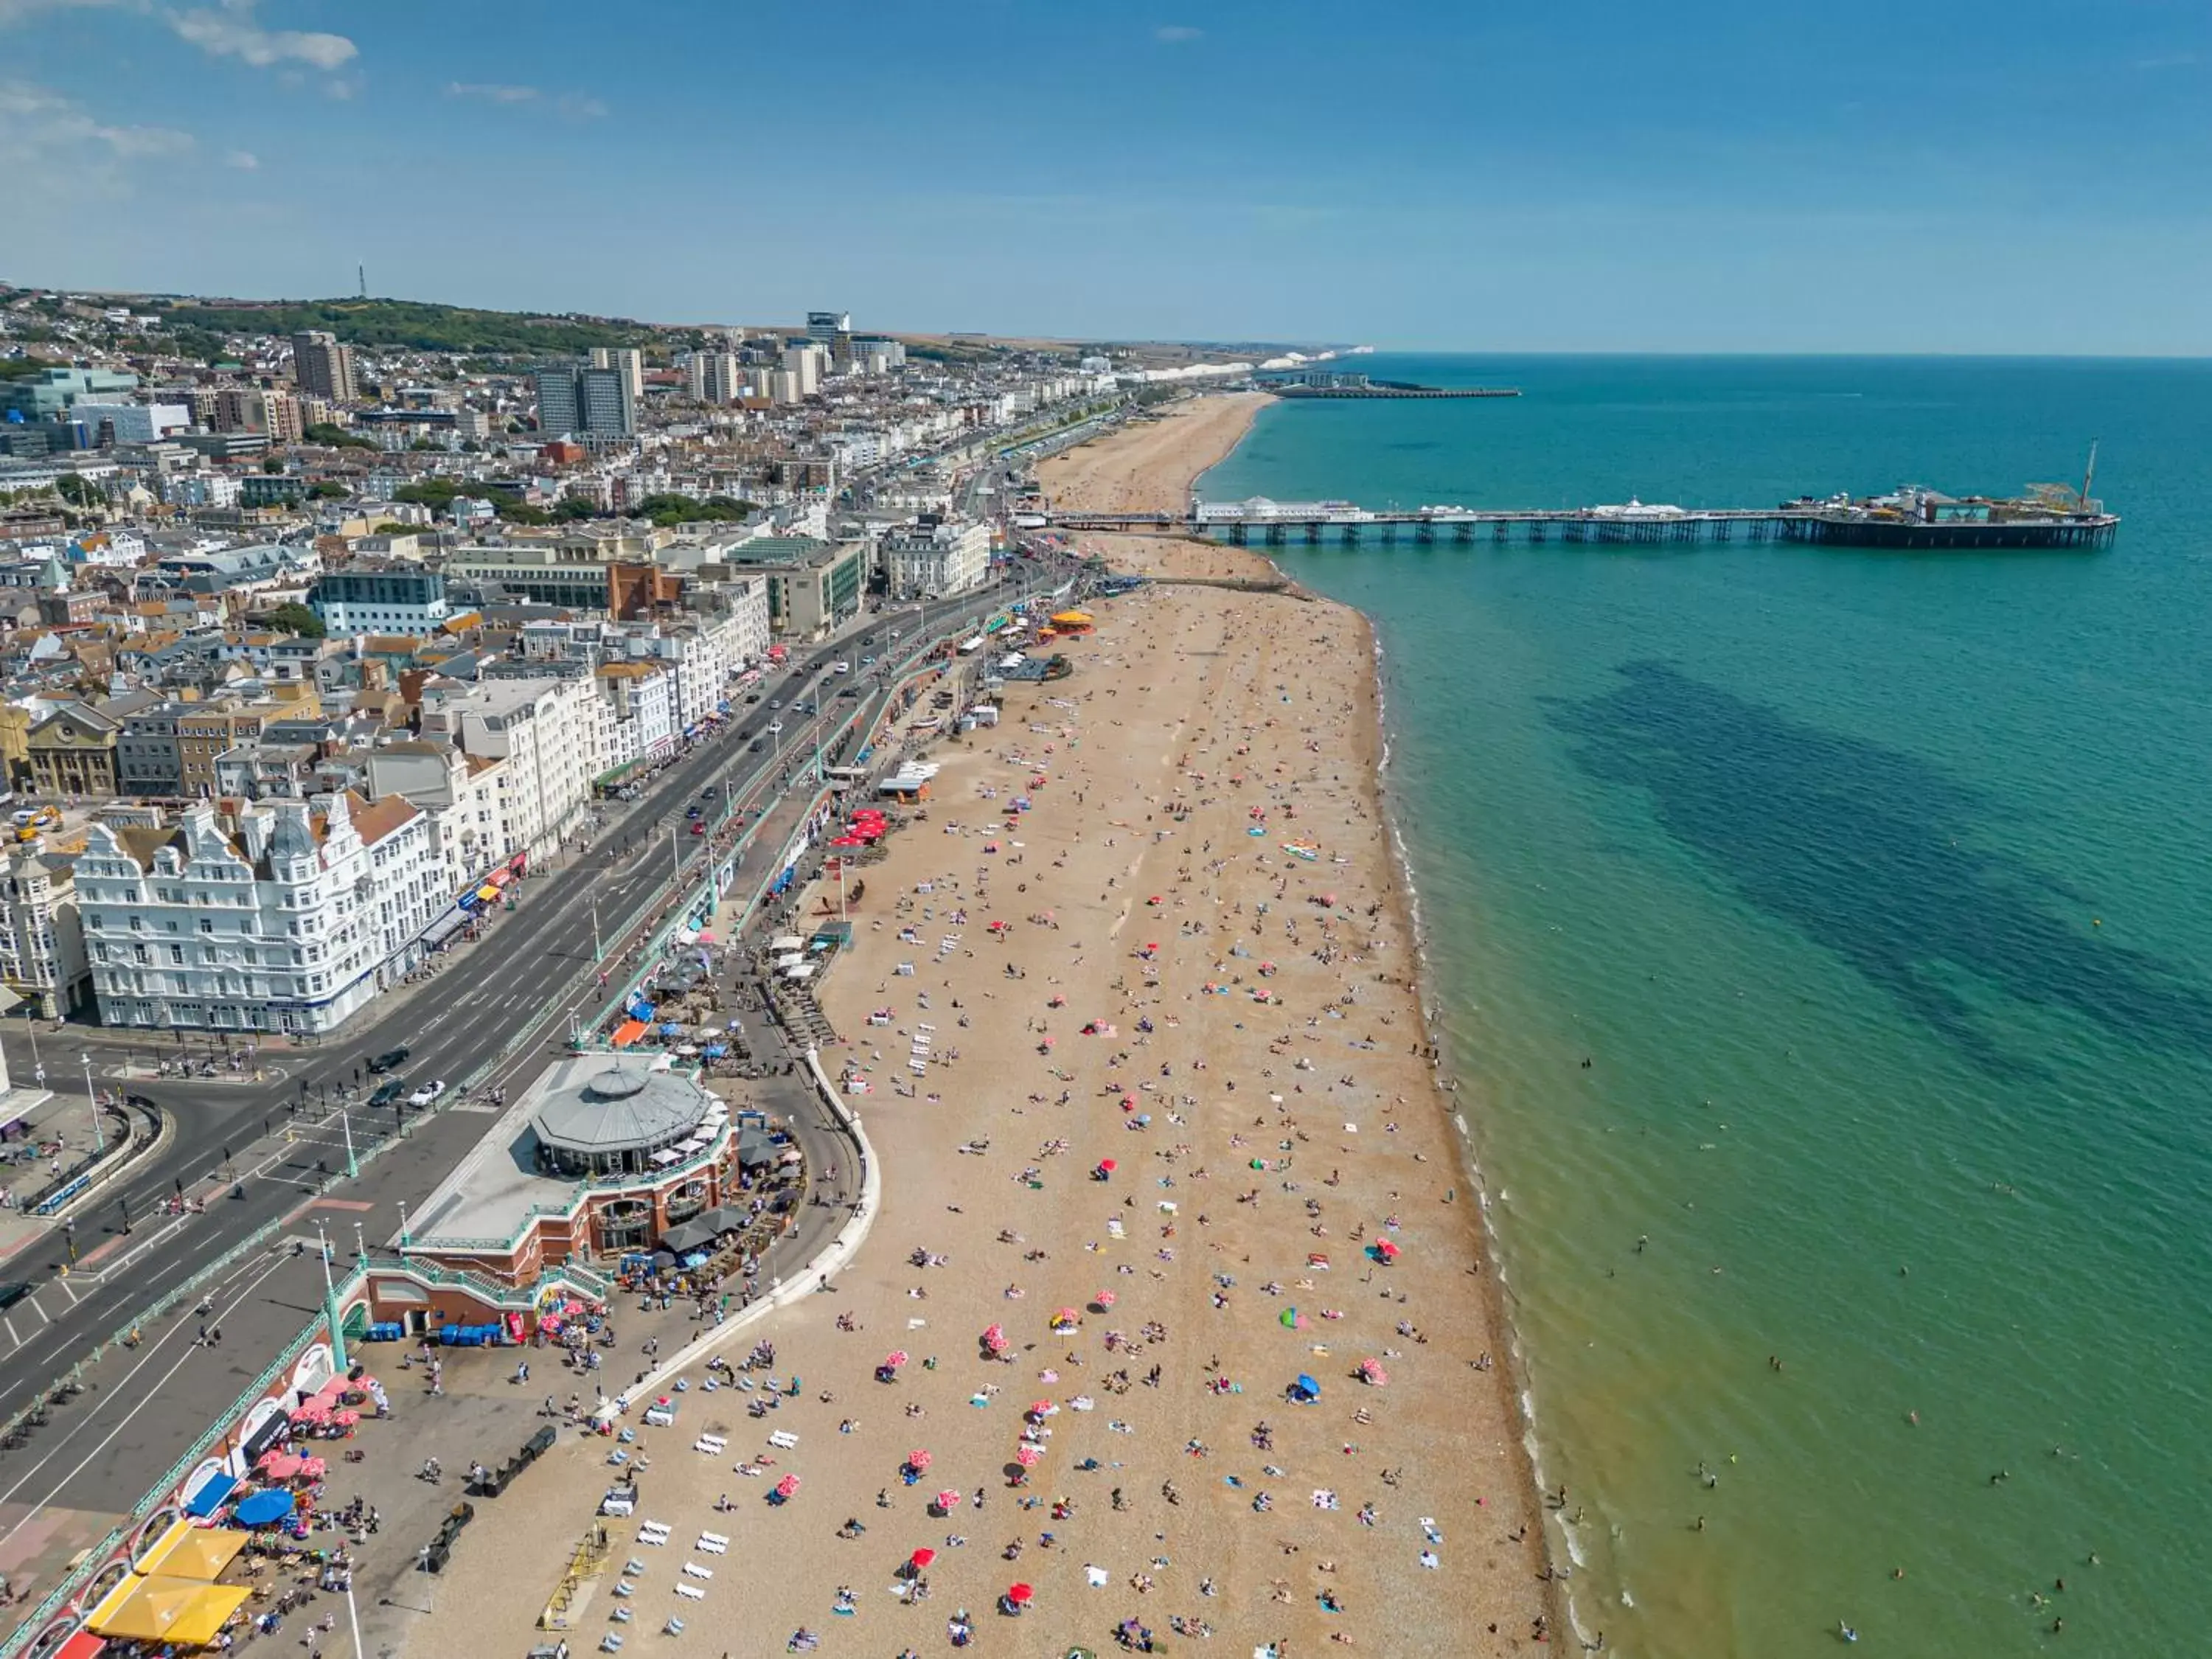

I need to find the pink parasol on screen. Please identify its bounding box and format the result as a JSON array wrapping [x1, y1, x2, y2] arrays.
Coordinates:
[[1015, 1444, 1043, 1467], [884, 1350, 910, 1369], [1360, 1359, 1390, 1386], [1374, 1239, 1401, 1261], [1049, 1308, 1081, 1329], [906, 1449, 933, 1470], [774, 1474, 801, 1499], [934, 1489, 963, 1511], [1094, 1290, 1117, 1308]]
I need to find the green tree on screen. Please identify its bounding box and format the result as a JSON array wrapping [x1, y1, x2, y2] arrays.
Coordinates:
[[307, 480, 348, 499], [54, 474, 100, 507], [305, 422, 376, 451], [262, 601, 326, 638]]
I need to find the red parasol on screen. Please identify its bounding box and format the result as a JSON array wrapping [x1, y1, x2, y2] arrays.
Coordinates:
[[1375, 1239, 1401, 1261], [1006, 1583, 1034, 1605], [1095, 1290, 1117, 1307], [1050, 1307, 1081, 1327], [1028, 1399, 1055, 1419], [935, 1489, 963, 1511], [1097, 1159, 1116, 1174], [1015, 1444, 1043, 1467], [884, 1350, 910, 1369], [909, 1547, 937, 1570], [906, 1449, 933, 1470], [774, 1474, 801, 1498]]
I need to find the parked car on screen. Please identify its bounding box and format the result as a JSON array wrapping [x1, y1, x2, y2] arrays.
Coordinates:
[[407, 1079, 447, 1107], [0, 1282, 34, 1312], [368, 1046, 410, 1074]]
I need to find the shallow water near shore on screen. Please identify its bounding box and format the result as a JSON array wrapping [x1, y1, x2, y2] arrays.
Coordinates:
[[1199, 355, 2212, 1657]]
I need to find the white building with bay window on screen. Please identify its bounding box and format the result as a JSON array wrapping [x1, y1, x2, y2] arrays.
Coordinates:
[[76, 793, 445, 1035]]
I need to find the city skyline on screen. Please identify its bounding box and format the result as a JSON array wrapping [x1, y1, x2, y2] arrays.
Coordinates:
[[3, 0, 2210, 353]]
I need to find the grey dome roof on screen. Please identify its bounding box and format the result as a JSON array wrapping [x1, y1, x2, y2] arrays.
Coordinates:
[[535, 1062, 712, 1155]]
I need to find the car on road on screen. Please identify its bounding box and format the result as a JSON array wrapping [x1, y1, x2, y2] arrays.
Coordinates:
[[368, 1045, 409, 1074], [768, 699, 782, 710], [685, 804, 702, 819], [0, 1283, 34, 1312], [749, 738, 765, 752], [690, 821, 707, 835], [407, 1079, 447, 1107], [832, 661, 849, 674], [369, 1079, 406, 1107]]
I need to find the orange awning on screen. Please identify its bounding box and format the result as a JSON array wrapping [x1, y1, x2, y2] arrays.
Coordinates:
[[611, 1020, 649, 1048]]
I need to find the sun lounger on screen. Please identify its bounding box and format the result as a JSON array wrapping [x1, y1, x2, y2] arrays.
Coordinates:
[[684, 1563, 714, 1580], [675, 1582, 706, 1601], [767, 1430, 799, 1448], [692, 1434, 728, 1454]]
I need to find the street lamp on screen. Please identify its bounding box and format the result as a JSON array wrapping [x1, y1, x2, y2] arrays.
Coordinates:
[[81, 1052, 103, 1154]]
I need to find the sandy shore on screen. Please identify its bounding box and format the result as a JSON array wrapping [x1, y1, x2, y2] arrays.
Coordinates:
[[406, 394, 1551, 1658]]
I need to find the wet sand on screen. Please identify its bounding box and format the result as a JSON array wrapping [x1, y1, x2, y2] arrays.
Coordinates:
[[407, 394, 1552, 1658]]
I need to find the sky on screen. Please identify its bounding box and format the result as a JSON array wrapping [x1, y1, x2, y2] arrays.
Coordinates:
[[2, 0, 2209, 352]]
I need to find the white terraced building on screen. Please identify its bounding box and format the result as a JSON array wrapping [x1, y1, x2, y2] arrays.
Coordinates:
[[75, 792, 445, 1034]]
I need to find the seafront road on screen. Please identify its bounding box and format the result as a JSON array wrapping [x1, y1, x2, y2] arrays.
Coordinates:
[[0, 575, 1048, 1593]]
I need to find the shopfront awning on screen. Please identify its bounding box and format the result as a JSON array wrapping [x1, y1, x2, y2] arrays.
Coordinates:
[[420, 908, 467, 950], [474, 884, 500, 902], [611, 1019, 649, 1048], [53, 1632, 105, 1659], [181, 1470, 237, 1518]]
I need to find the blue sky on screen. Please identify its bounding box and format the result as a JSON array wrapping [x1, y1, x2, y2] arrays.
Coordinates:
[[3, 0, 2208, 351]]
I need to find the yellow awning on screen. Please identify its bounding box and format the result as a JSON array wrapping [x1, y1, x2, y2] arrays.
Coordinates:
[[88, 1576, 249, 1645], [137, 1523, 249, 1582], [476, 884, 500, 902]]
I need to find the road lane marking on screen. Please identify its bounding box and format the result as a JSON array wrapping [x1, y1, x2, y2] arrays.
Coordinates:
[[27, 1298, 47, 1326], [0, 1251, 291, 1531], [1, 1317, 16, 1349]]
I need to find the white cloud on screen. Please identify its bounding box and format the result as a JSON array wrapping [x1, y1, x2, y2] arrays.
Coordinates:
[[224, 147, 257, 167], [168, 0, 355, 71], [448, 80, 539, 103], [0, 78, 193, 192], [556, 92, 608, 120], [1155, 24, 1202, 42]]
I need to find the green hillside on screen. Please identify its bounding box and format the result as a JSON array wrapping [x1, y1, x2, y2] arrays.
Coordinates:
[[151, 297, 663, 355]]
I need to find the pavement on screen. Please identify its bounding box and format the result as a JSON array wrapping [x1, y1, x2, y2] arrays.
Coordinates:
[[0, 566, 1078, 1624]]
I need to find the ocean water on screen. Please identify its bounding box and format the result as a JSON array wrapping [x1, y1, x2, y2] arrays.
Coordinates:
[[1197, 356, 2212, 1658]]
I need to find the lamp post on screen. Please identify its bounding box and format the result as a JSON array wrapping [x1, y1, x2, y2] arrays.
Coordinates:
[[81, 1052, 103, 1155], [340, 1105, 357, 1180], [316, 1221, 347, 1373], [396, 1200, 409, 1251], [591, 897, 603, 964]]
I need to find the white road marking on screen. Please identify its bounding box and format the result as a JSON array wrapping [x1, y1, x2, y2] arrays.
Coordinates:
[[27, 1298, 48, 1326], [1, 1317, 17, 1349], [0, 1252, 291, 1531]]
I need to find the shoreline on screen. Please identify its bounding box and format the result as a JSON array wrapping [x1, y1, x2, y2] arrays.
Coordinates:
[[392, 391, 1559, 1659], [1050, 394, 1566, 1643]]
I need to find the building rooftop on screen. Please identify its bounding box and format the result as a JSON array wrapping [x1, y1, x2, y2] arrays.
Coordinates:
[[535, 1060, 712, 1155]]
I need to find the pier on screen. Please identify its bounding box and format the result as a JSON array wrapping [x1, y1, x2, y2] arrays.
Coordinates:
[[1048, 498, 2120, 552], [1253, 370, 1520, 400]]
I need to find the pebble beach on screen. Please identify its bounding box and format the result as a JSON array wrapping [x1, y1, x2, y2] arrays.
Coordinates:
[[406, 394, 1554, 1658]]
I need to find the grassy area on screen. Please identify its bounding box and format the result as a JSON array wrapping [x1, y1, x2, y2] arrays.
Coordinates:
[[152, 297, 661, 356]]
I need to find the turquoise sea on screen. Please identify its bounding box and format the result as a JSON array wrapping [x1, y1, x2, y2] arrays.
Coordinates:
[[1198, 356, 2212, 1658]]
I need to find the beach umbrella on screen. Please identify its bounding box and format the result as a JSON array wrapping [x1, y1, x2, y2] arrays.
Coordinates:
[[1049, 1308, 1081, 1330], [1015, 1444, 1043, 1467], [1360, 1359, 1390, 1386], [935, 1489, 963, 1511], [906, 1449, 933, 1470], [1094, 1290, 1116, 1308], [234, 1489, 295, 1527], [1006, 1583, 1034, 1606], [909, 1548, 937, 1570], [1374, 1239, 1401, 1262], [983, 1324, 1007, 1350], [1027, 1400, 1055, 1419], [774, 1474, 801, 1499], [885, 1350, 910, 1370], [1096, 1159, 1116, 1175]]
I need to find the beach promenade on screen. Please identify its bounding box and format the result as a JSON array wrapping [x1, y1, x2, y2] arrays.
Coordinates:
[[396, 394, 1551, 1658]]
